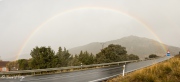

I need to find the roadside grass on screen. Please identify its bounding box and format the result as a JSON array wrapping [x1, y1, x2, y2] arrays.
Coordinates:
[[107, 55, 180, 82]]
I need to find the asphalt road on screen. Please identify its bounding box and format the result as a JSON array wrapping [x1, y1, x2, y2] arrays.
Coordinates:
[[0, 56, 172, 82]]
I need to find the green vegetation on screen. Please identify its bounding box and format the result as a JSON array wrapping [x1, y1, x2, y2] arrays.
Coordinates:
[[96, 44, 127, 63], [149, 54, 158, 58], [78, 51, 95, 65], [6, 61, 19, 71], [96, 44, 139, 63], [18, 59, 29, 70], [107, 55, 180, 82], [7, 44, 139, 70], [30, 46, 56, 69], [127, 54, 139, 60]]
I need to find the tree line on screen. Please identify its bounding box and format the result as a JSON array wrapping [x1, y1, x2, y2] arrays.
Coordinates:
[[6, 44, 139, 70]]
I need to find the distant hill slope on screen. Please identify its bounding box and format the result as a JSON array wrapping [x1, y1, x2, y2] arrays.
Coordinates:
[[68, 36, 180, 59]]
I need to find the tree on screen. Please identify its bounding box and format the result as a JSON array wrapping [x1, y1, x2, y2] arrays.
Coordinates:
[[78, 51, 95, 65], [30, 46, 55, 69], [68, 55, 81, 66], [18, 59, 29, 70], [119, 55, 128, 61], [51, 55, 59, 68], [56, 47, 71, 67], [128, 54, 139, 60], [28, 58, 33, 70], [6, 61, 19, 71], [96, 44, 128, 63], [88, 53, 95, 64], [96, 53, 107, 64], [149, 54, 158, 58]]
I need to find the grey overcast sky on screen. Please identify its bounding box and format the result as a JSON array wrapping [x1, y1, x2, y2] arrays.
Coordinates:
[[0, 0, 180, 60]]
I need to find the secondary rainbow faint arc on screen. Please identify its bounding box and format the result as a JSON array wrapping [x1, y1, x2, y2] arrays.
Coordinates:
[[15, 7, 167, 60]]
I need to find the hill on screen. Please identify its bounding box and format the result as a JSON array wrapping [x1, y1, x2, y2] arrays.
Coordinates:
[[107, 55, 180, 82], [68, 36, 180, 59]]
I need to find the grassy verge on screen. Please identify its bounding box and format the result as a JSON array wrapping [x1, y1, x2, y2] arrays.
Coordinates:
[[107, 55, 180, 82]]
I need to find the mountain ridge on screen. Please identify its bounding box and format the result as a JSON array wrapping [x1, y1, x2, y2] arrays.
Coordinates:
[[68, 35, 180, 59]]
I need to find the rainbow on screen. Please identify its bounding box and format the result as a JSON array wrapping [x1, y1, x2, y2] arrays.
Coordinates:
[[15, 6, 167, 60]]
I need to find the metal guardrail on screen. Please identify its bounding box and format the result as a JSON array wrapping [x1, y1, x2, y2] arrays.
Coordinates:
[[0, 60, 138, 75]]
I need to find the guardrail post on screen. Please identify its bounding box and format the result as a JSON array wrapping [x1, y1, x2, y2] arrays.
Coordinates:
[[123, 64, 125, 76], [81, 63, 82, 69]]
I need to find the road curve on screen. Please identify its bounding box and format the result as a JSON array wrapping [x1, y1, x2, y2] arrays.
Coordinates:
[[0, 56, 172, 82]]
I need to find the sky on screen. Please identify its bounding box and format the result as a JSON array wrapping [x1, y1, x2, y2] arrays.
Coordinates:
[[0, 0, 180, 60]]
